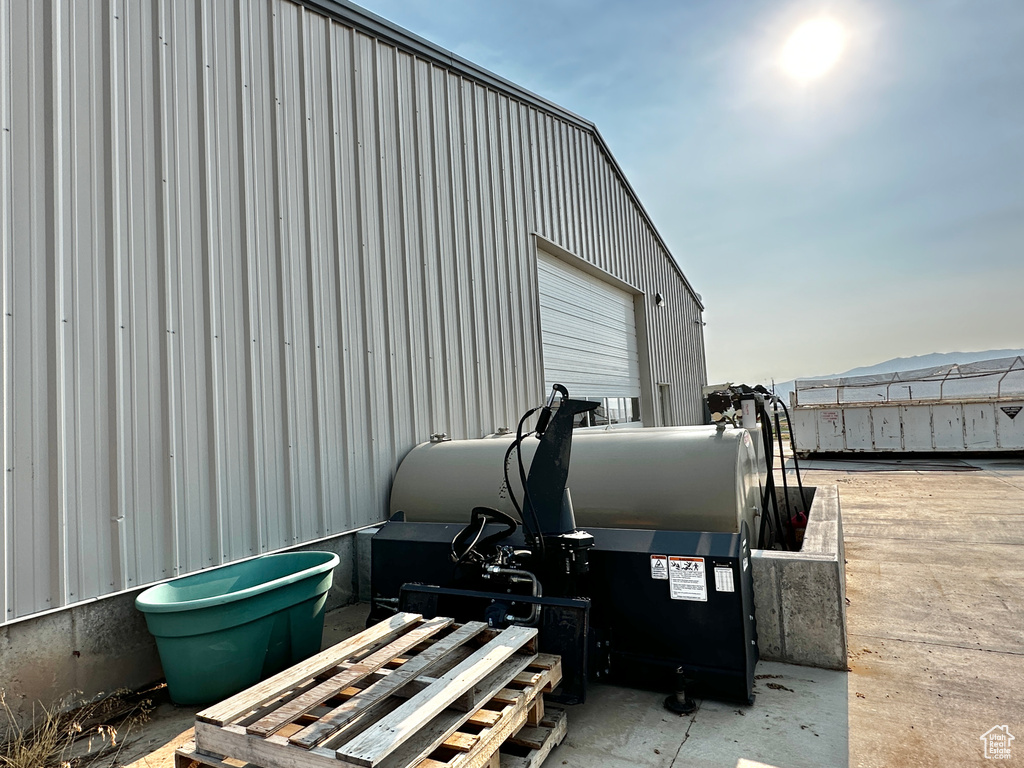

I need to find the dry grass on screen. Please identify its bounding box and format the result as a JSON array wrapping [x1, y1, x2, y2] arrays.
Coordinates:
[[0, 689, 152, 768]]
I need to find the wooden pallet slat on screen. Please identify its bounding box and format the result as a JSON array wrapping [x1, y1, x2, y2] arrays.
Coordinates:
[[439, 732, 478, 753], [197, 612, 424, 727], [418, 665, 557, 768], [289, 621, 489, 749], [374, 653, 535, 768], [526, 695, 544, 727], [194, 722, 335, 768], [502, 708, 568, 768], [465, 709, 501, 728], [528, 655, 562, 691], [247, 617, 455, 738], [335, 625, 538, 767]]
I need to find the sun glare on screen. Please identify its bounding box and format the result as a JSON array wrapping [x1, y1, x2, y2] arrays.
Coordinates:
[[781, 18, 846, 82]]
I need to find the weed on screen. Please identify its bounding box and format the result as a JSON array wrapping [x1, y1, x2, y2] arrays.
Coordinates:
[[0, 688, 152, 768]]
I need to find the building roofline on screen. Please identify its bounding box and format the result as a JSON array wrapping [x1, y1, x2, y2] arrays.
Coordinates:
[[300, 0, 704, 311]]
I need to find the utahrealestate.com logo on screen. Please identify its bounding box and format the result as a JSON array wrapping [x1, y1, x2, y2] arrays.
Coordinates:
[[980, 726, 1015, 760]]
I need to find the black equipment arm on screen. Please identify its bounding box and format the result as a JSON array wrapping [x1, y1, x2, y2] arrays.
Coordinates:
[[522, 393, 598, 539]]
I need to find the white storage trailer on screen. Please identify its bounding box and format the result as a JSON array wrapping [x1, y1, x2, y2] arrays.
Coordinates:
[[791, 357, 1024, 453]]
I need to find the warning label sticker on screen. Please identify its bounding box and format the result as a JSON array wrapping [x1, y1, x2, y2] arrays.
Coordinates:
[[650, 555, 668, 580], [715, 566, 735, 593], [1001, 405, 1022, 420], [668, 556, 707, 602]]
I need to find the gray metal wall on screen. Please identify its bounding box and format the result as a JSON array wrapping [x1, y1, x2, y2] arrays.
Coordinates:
[[0, 0, 706, 623]]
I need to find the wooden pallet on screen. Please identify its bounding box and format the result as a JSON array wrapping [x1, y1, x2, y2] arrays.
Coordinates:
[[174, 613, 564, 768]]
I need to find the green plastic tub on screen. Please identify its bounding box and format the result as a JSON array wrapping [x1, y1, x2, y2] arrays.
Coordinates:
[[136, 551, 339, 705]]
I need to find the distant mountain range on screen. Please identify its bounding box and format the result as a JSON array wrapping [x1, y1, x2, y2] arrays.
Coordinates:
[[771, 349, 1024, 402]]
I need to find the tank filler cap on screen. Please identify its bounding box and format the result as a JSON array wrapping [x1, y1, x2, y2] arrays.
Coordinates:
[[429, 432, 452, 443]]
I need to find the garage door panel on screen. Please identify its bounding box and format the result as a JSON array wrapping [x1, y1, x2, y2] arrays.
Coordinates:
[[541, 308, 635, 341], [538, 251, 640, 400], [541, 291, 636, 326]]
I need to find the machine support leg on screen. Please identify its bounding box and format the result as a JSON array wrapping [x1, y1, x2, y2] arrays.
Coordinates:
[[664, 666, 697, 715]]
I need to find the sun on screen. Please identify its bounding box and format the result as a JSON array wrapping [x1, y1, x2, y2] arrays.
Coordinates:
[[781, 18, 846, 82]]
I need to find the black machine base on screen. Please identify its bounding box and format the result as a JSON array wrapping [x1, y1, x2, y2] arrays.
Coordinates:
[[395, 584, 590, 704], [369, 518, 758, 706]]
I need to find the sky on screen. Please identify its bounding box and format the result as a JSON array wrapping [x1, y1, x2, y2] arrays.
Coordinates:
[[351, 0, 1024, 384]]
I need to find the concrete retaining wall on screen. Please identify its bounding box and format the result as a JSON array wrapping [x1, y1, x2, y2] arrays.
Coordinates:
[[0, 534, 358, 725], [751, 485, 848, 670]]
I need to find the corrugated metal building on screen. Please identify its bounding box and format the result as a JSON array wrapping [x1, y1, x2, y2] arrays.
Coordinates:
[[1, 0, 706, 637]]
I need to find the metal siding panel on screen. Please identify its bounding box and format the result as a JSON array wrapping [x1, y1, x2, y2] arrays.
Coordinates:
[[791, 408, 819, 453], [353, 30, 393, 515], [844, 408, 873, 450], [285, 1, 320, 547], [168, 0, 212, 573], [513, 102, 541, 399], [540, 114, 555, 241], [451, 76, 483, 435], [560, 124, 576, 254], [301, 9, 338, 539], [268, 0, 294, 549], [996, 402, 1024, 449], [2, 0, 704, 623], [899, 405, 932, 451], [411, 59, 447, 437], [458, 79, 487, 434], [621, 200, 634, 285], [964, 403, 997, 449], [593, 140, 606, 270], [198, 0, 227, 565], [581, 133, 597, 264], [330, 22, 372, 530], [815, 409, 846, 452], [246, 0, 289, 555], [228, 0, 267, 556], [491, 93, 519, 422], [476, 88, 501, 426], [431, 65, 469, 438], [375, 42, 409, 479], [525, 108, 542, 256], [872, 406, 903, 450], [11, 0, 59, 617], [479, 86, 511, 430], [1, 0, 13, 621], [611, 171, 626, 279], [578, 130, 592, 259], [933, 404, 965, 450], [568, 128, 583, 258], [596, 150, 614, 273], [121, 0, 171, 585], [557, 120, 573, 247], [211, 0, 253, 562], [570, 127, 585, 257], [394, 51, 431, 451], [66, 2, 122, 601]]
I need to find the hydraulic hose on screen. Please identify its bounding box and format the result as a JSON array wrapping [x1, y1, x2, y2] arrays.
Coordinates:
[[777, 397, 807, 509], [485, 565, 543, 626], [773, 399, 795, 550], [504, 406, 546, 558], [757, 401, 785, 549], [451, 506, 518, 565]]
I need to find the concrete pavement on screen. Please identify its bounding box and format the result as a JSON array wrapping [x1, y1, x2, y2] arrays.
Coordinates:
[[118, 455, 1024, 768]]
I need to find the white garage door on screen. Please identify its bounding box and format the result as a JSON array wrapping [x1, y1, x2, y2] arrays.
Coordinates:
[[537, 250, 641, 403]]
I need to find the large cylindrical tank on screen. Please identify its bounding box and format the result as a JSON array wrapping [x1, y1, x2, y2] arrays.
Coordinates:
[[390, 426, 762, 536]]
